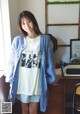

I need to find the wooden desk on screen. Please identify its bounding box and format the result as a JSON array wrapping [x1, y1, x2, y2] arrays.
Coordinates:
[[39, 76, 80, 114]]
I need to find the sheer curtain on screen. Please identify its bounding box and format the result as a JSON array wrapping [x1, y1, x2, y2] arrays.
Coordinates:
[[0, 1, 5, 76], [0, 0, 11, 77]]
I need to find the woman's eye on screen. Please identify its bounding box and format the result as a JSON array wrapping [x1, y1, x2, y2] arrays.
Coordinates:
[[21, 22, 25, 25], [28, 20, 31, 23]]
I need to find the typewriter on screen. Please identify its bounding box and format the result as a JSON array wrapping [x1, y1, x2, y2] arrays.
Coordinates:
[[60, 58, 80, 76]]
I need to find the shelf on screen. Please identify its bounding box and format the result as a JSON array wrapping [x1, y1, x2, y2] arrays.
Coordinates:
[[47, 1, 80, 5], [47, 23, 79, 26], [58, 45, 70, 47], [45, 0, 80, 62]]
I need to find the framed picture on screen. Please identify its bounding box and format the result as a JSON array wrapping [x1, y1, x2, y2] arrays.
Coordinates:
[[70, 39, 80, 59]]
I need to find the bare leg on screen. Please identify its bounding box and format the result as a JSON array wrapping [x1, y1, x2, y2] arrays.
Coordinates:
[[29, 102, 39, 114], [21, 102, 29, 114]]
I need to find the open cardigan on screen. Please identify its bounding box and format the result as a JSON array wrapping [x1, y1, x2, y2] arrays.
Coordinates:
[[5, 34, 57, 112]]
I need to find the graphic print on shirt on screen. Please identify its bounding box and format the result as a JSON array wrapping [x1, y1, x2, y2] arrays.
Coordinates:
[[20, 51, 41, 68], [21, 53, 26, 66]]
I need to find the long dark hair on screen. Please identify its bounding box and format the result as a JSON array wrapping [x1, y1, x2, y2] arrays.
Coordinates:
[[18, 10, 41, 36]]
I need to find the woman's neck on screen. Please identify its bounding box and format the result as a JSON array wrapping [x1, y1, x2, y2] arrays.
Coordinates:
[[28, 32, 39, 39]]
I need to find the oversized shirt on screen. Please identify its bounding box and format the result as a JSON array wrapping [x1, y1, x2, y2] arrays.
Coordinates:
[[17, 36, 40, 95]]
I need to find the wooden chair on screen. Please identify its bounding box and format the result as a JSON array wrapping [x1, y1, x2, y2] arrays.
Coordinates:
[[72, 83, 80, 114]]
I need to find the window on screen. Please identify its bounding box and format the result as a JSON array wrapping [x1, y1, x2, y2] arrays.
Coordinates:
[[0, 0, 11, 77]]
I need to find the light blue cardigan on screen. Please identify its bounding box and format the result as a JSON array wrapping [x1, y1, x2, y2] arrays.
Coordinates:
[[6, 34, 57, 112]]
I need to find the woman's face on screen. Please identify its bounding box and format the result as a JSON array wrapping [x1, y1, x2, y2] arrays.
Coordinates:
[[21, 16, 35, 36]]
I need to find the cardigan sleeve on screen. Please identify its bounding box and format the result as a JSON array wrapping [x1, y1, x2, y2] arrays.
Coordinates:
[[5, 37, 17, 83], [46, 36, 57, 84]]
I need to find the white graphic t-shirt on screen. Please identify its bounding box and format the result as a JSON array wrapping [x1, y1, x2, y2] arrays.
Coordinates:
[[17, 36, 41, 95]]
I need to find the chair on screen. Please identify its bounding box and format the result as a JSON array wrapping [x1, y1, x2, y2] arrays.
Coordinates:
[[72, 83, 80, 114], [0, 75, 10, 102]]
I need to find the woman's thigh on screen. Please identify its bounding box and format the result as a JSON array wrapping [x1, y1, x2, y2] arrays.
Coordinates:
[[21, 102, 29, 114], [29, 102, 39, 114]]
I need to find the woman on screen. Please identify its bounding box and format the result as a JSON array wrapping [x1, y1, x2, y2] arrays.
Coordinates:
[[6, 10, 57, 114]]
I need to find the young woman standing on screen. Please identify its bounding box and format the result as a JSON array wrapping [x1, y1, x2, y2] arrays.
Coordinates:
[[6, 11, 57, 114]]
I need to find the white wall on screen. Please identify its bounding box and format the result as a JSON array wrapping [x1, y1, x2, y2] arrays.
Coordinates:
[[9, 0, 19, 41], [18, 0, 45, 33]]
